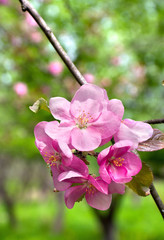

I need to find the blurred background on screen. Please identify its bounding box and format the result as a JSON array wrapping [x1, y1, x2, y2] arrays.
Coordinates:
[[0, 0, 164, 239]]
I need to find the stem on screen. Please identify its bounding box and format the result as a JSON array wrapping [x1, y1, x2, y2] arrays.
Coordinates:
[[18, 0, 87, 86], [150, 183, 164, 219], [144, 118, 164, 124]]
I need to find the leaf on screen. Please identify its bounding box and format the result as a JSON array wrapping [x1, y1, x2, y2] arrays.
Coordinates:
[[126, 162, 154, 196], [29, 98, 51, 113], [137, 129, 164, 152]]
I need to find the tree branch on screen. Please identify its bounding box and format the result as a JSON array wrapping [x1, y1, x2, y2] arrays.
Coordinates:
[[150, 183, 164, 219], [144, 118, 164, 124], [18, 0, 87, 86]]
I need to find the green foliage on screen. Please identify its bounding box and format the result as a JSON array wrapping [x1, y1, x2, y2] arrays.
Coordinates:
[[29, 98, 51, 113], [126, 162, 154, 196]]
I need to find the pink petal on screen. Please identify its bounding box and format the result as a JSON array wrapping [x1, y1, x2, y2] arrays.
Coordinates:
[[57, 141, 73, 166], [115, 119, 153, 148], [51, 166, 71, 191], [86, 191, 112, 210], [49, 97, 71, 120], [123, 152, 142, 177], [69, 156, 89, 177], [70, 84, 105, 119], [58, 171, 84, 182], [34, 121, 58, 143], [110, 165, 132, 183], [107, 99, 124, 120], [92, 110, 121, 138], [45, 121, 73, 144], [111, 140, 133, 158], [71, 98, 102, 121], [99, 163, 112, 184], [108, 181, 125, 194], [88, 176, 109, 194], [71, 127, 101, 151], [97, 147, 110, 165], [64, 185, 86, 209]]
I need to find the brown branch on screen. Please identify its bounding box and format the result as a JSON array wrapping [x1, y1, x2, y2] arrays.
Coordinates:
[[18, 0, 87, 86], [150, 183, 164, 219], [144, 118, 164, 124]]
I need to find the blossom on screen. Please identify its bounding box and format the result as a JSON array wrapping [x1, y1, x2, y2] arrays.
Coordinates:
[[45, 84, 123, 151], [13, 82, 28, 96], [97, 140, 142, 184], [114, 119, 153, 149], [34, 121, 88, 191], [48, 61, 63, 76], [25, 13, 38, 27], [84, 73, 95, 83], [59, 170, 111, 210], [0, 0, 9, 5]]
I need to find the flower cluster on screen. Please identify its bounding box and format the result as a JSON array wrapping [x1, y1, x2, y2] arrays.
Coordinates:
[[34, 84, 153, 210]]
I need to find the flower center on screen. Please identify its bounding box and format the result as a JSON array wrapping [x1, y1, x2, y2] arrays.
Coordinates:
[[86, 183, 96, 195], [44, 152, 61, 167], [76, 111, 93, 129], [110, 157, 125, 167]]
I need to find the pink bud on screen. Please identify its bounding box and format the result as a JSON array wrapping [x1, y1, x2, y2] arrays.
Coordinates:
[[25, 13, 38, 27], [83, 73, 95, 83], [13, 82, 28, 97], [48, 61, 63, 76], [0, 0, 9, 5]]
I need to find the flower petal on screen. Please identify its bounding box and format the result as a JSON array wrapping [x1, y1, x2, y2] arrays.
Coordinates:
[[88, 176, 109, 194], [49, 97, 71, 120], [51, 166, 71, 191], [123, 152, 142, 177], [92, 110, 121, 138], [45, 121, 73, 144], [99, 162, 112, 184], [64, 185, 86, 209], [108, 181, 125, 194], [107, 99, 124, 120], [71, 127, 101, 151], [110, 165, 132, 183], [86, 191, 112, 210]]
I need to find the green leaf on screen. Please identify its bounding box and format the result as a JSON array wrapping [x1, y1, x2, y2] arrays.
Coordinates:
[[126, 162, 154, 197], [29, 98, 51, 113]]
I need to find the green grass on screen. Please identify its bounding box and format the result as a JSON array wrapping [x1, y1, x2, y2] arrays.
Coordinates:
[[0, 181, 163, 240]]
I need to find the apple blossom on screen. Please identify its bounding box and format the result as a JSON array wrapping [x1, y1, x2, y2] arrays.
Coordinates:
[[45, 84, 123, 151], [13, 82, 28, 96], [114, 119, 153, 149], [48, 61, 63, 76], [84, 73, 95, 83], [97, 140, 142, 184]]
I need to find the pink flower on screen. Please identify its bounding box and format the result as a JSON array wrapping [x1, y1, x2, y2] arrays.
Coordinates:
[[59, 169, 111, 210], [84, 73, 95, 83], [34, 121, 88, 191], [114, 119, 153, 149], [30, 31, 42, 43], [0, 0, 9, 5], [13, 82, 28, 96], [48, 61, 63, 76], [25, 13, 38, 27], [45, 84, 122, 151], [98, 140, 142, 184]]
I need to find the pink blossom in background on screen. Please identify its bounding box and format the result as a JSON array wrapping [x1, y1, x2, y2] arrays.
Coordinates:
[[45, 84, 122, 151], [25, 13, 38, 27], [110, 56, 121, 66], [114, 119, 153, 149], [30, 31, 42, 43], [48, 61, 63, 76], [98, 140, 142, 184], [84, 73, 95, 83], [132, 64, 146, 79], [0, 0, 9, 5], [13, 82, 28, 97]]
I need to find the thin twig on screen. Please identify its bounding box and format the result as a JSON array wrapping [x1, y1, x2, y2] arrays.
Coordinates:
[[19, 0, 87, 86], [144, 118, 164, 124], [150, 183, 164, 219]]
